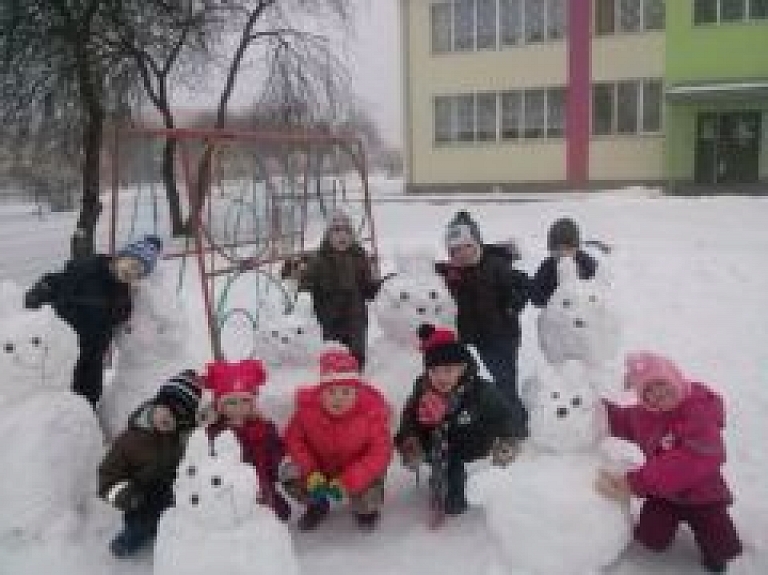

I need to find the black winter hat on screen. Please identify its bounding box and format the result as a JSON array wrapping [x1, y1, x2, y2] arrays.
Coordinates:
[[418, 323, 472, 368], [444, 210, 483, 249], [547, 217, 581, 251], [154, 370, 202, 427]]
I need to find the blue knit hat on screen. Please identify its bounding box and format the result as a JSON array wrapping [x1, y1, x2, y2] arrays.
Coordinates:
[[117, 234, 163, 277]]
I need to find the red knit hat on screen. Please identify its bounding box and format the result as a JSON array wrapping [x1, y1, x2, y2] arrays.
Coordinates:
[[204, 359, 267, 398], [318, 344, 361, 384], [418, 323, 471, 368]]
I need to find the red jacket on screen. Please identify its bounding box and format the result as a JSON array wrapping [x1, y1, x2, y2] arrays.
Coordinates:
[[605, 382, 732, 505], [283, 384, 393, 495], [207, 417, 288, 518]]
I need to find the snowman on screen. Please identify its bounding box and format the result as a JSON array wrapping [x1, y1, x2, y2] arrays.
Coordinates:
[[468, 359, 643, 575], [0, 292, 103, 543], [100, 267, 194, 438], [154, 429, 299, 575], [537, 258, 622, 396], [369, 248, 456, 411]]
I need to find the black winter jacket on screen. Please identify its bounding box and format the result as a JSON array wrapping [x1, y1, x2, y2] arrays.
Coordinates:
[[26, 255, 133, 338], [529, 250, 597, 307], [395, 369, 528, 463], [435, 250, 529, 348]]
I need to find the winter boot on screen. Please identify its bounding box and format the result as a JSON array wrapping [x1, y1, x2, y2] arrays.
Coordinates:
[[109, 518, 156, 557], [297, 499, 330, 532], [355, 511, 380, 532], [701, 558, 727, 573]]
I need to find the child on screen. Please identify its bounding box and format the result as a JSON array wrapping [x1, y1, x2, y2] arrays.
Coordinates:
[[282, 345, 393, 531], [298, 210, 380, 368], [203, 358, 290, 521], [597, 352, 742, 573], [24, 234, 163, 406], [435, 210, 529, 416], [530, 217, 597, 307], [99, 370, 201, 556], [395, 324, 527, 518]]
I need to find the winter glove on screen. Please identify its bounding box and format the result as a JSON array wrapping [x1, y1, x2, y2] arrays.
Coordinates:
[[417, 391, 448, 427], [24, 279, 53, 310], [595, 470, 631, 503], [325, 478, 345, 502], [491, 437, 521, 467], [398, 436, 423, 472], [105, 481, 144, 513]]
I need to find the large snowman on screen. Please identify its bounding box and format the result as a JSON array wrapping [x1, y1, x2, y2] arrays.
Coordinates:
[[468, 360, 643, 575], [100, 265, 195, 438], [0, 284, 103, 544], [154, 429, 299, 575], [369, 248, 456, 411], [537, 258, 622, 395]]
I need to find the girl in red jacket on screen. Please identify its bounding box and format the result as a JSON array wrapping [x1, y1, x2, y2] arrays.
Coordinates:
[[283, 345, 393, 531], [597, 352, 742, 573], [203, 359, 291, 521]]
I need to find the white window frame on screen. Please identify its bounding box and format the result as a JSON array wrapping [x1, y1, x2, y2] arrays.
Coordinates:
[[591, 79, 664, 136], [596, 0, 666, 35]]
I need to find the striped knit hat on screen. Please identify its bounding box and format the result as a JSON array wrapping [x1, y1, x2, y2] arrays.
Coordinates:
[[154, 370, 202, 427]]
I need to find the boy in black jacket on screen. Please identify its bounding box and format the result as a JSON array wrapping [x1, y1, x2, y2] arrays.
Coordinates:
[[395, 324, 527, 518], [530, 217, 597, 307], [24, 235, 162, 406]]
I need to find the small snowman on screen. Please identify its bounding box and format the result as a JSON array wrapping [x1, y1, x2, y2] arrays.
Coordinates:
[[0, 295, 103, 543], [537, 258, 622, 395], [468, 359, 643, 575], [369, 248, 456, 411], [100, 267, 194, 438], [153, 429, 299, 575]]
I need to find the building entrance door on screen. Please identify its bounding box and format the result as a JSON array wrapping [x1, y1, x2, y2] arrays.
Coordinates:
[[695, 112, 761, 184]]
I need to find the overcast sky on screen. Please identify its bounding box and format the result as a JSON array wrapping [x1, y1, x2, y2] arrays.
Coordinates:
[[348, 0, 402, 146]]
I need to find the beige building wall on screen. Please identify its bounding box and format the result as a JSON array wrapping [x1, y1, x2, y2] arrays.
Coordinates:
[[402, 0, 568, 187], [590, 32, 666, 182]]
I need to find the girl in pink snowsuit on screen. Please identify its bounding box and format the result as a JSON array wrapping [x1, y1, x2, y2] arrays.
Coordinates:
[[597, 352, 742, 573]]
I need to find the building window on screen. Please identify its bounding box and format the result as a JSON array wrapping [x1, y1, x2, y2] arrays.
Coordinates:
[[694, 0, 768, 23], [548, 0, 568, 38], [524, 89, 547, 138], [525, 0, 547, 42], [592, 79, 663, 136], [454, 0, 476, 50], [435, 96, 454, 142], [592, 84, 615, 135], [431, 3, 453, 53], [595, 0, 665, 35], [500, 0, 523, 44], [547, 87, 566, 137], [477, 0, 498, 49], [435, 87, 565, 144], [476, 92, 498, 140], [501, 91, 522, 139]]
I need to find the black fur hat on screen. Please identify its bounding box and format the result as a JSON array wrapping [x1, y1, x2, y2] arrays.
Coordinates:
[[547, 217, 581, 251]]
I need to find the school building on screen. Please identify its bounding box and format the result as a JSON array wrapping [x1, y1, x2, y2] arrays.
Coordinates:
[[399, 0, 768, 193]]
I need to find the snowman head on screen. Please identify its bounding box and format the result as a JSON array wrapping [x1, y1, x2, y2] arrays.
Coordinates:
[[521, 360, 608, 454], [0, 303, 79, 401], [113, 276, 188, 368], [537, 259, 620, 366], [373, 249, 456, 347], [254, 293, 325, 368], [174, 429, 260, 530]]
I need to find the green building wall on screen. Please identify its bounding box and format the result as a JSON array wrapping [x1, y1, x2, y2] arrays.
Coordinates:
[[664, 2, 768, 184]]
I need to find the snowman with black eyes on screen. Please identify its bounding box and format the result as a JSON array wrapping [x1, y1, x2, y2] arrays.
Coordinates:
[[369, 248, 456, 411], [537, 257, 622, 396], [468, 359, 644, 575], [154, 429, 299, 575]]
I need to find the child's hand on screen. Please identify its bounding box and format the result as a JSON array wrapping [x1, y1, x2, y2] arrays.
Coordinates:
[[106, 481, 143, 512], [326, 478, 345, 502], [306, 471, 327, 492], [595, 470, 631, 502], [491, 438, 521, 467], [399, 436, 423, 471]]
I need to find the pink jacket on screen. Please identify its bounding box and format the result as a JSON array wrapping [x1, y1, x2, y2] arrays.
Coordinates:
[[605, 382, 732, 505], [283, 384, 393, 495]]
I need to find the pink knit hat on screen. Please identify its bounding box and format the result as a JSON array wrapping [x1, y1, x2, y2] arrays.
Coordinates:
[[624, 351, 691, 407]]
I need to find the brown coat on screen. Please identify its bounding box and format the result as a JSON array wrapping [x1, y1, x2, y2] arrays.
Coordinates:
[[98, 404, 187, 498]]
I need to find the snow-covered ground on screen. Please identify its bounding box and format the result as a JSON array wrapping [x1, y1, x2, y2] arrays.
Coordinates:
[[0, 184, 766, 574]]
